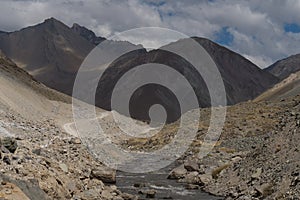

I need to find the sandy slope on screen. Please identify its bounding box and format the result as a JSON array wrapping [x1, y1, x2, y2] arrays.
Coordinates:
[[255, 71, 300, 102], [0, 51, 73, 128]]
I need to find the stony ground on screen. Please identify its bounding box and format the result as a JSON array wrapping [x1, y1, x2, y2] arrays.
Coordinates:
[[1, 94, 299, 200], [167, 95, 300, 200], [0, 104, 137, 200], [0, 51, 141, 200]]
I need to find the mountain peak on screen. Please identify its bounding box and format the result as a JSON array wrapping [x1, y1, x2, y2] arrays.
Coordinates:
[[44, 17, 61, 23], [39, 17, 68, 30], [71, 23, 105, 45], [71, 23, 81, 29]]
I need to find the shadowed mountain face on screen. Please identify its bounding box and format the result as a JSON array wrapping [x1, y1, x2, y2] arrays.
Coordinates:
[[0, 18, 140, 96], [0, 17, 95, 95], [71, 23, 105, 45], [265, 54, 300, 80], [96, 38, 279, 122], [0, 18, 279, 122]]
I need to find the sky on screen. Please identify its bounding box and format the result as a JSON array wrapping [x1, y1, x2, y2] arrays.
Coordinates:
[[0, 0, 300, 68]]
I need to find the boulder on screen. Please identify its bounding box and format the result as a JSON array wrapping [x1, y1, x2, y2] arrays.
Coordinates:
[[144, 190, 156, 198], [254, 183, 273, 197], [2, 137, 18, 153], [101, 190, 114, 200], [70, 138, 81, 144], [81, 189, 101, 200], [199, 174, 212, 185], [121, 193, 137, 200], [184, 159, 199, 172], [182, 172, 203, 186], [168, 165, 187, 179], [90, 166, 116, 183]]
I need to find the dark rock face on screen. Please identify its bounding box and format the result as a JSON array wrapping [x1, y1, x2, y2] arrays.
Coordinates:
[[194, 38, 279, 103], [96, 38, 278, 122], [265, 54, 300, 80], [71, 23, 105, 45], [0, 18, 279, 122]]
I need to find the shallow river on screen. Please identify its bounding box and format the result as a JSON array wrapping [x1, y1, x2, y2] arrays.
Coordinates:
[[117, 163, 223, 200]]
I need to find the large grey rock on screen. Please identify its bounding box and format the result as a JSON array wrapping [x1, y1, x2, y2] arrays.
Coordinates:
[[90, 166, 116, 183], [0, 174, 50, 200], [254, 183, 273, 198], [184, 159, 199, 172], [181, 172, 203, 186], [168, 164, 187, 179]]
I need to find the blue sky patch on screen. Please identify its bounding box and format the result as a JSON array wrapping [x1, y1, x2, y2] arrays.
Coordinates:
[[284, 23, 300, 33], [214, 27, 234, 46]]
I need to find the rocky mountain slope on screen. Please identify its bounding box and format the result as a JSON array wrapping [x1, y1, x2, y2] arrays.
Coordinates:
[[0, 18, 139, 97], [265, 54, 300, 80], [0, 50, 138, 199], [201, 95, 300, 199], [128, 90, 299, 199], [0, 18, 279, 122], [0, 18, 94, 96], [255, 71, 300, 101], [96, 37, 279, 122]]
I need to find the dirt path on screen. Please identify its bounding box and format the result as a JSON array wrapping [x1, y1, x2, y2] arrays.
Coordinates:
[[62, 112, 110, 136]]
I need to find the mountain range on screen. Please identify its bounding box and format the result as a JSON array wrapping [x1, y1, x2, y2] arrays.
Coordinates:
[[0, 18, 299, 122]]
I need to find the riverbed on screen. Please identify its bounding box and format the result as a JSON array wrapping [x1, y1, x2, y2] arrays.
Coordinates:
[[117, 163, 223, 200]]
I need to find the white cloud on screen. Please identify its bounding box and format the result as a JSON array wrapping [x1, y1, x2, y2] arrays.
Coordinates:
[[0, 0, 300, 68], [243, 54, 273, 68]]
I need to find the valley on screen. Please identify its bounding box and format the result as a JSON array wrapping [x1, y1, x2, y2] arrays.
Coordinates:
[[0, 16, 299, 200]]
